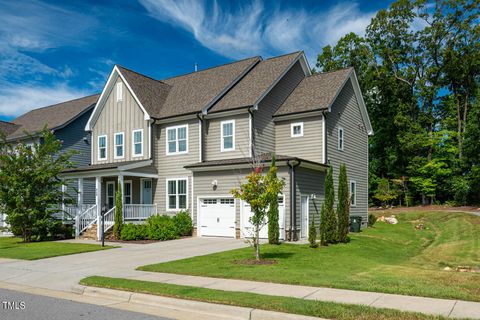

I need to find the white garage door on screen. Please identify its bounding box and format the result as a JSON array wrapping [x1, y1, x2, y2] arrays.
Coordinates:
[[241, 196, 285, 240], [199, 198, 236, 238]]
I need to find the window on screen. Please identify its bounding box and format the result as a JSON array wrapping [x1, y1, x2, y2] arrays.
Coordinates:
[[98, 135, 107, 160], [167, 179, 187, 210], [166, 125, 188, 155], [350, 180, 357, 206], [124, 181, 132, 205], [106, 181, 115, 209], [338, 127, 344, 150], [132, 129, 143, 157], [291, 122, 304, 137], [114, 132, 124, 159], [221, 120, 235, 151], [116, 82, 123, 102]]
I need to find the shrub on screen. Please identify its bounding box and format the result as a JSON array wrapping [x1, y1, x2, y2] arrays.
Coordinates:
[[368, 214, 377, 227], [146, 215, 178, 241], [308, 219, 318, 248], [172, 211, 192, 236], [120, 223, 148, 241], [113, 183, 123, 239]]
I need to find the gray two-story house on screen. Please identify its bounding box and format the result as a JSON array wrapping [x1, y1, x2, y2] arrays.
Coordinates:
[[62, 51, 373, 241]]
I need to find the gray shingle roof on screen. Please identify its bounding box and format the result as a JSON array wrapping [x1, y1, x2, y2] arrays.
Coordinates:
[[0, 120, 19, 136], [274, 68, 353, 117], [209, 52, 301, 112], [8, 94, 99, 140]]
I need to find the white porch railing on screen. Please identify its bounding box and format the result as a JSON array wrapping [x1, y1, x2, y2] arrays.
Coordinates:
[[124, 204, 157, 220], [103, 207, 116, 233], [75, 205, 97, 236], [65, 204, 96, 220]]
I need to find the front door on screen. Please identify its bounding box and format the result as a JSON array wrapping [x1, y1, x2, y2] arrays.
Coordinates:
[[106, 181, 115, 209], [141, 179, 152, 204], [300, 196, 309, 238]]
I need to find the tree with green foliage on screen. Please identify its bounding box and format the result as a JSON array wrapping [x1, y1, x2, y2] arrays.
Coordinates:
[[0, 129, 75, 242], [336, 164, 350, 243], [319, 202, 327, 246], [324, 166, 336, 244], [373, 178, 398, 207], [308, 219, 318, 248], [266, 155, 280, 245], [113, 183, 123, 239], [232, 161, 285, 261]]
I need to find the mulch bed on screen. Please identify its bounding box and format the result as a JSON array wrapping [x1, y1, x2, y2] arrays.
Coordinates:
[[233, 259, 278, 265]]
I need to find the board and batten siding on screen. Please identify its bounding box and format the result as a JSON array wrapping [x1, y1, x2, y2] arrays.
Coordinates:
[[275, 115, 324, 163], [91, 77, 150, 165], [192, 167, 290, 232], [254, 61, 306, 155], [152, 119, 199, 214], [204, 113, 250, 161], [326, 79, 369, 225]]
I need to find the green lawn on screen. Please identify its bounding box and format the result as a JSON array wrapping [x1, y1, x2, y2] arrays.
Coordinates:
[[81, 276, 450, 320], [0, 237, 113, 260], [139, 211, 480, 301]]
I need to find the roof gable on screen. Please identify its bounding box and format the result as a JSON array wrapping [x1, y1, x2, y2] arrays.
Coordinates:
[[0, 121, 20, 136]]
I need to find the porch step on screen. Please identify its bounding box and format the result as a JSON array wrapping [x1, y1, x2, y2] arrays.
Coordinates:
[[78, 223, 98, 240]]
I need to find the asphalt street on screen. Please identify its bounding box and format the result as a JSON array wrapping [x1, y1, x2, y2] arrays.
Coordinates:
[[0, 288, 172, 320]]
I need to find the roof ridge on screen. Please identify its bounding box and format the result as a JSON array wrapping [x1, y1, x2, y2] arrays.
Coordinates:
[[264, 51, 302, 61], [14, 93, 100, 117], [116, 65, 170, 86], [310, 67, 353, 78], [161, 55, 262, 81]]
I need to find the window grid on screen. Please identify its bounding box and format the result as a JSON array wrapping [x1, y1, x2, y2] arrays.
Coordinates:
[[221, 120, 235, 151], [132, 129, 143, 157], [98, 135, 107, 161], [291, 122, 304, 137], [350, 180, 357, 206], [338, 127, 344, 151], [114, 132, 124, 159], [166, 125, 188, 155], [167, 179, 187, 210]]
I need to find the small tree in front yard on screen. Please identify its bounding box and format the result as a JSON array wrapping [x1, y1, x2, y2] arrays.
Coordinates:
[[324, 165, 337, 244], [267, 155, 280, 245], [308, 219, 318, 248], [336, 164, 350, 243], [319, 202, 327, 245], [113, 183, 123, 239], [0, 129, 75, 242], [232, 159, 285, 261]]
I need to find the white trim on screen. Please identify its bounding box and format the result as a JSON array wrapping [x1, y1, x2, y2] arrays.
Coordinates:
[[114, 132, 125, 159], [106, 181, 115, 208], [116, 82, 123, 102], [220, 120, 235, 152], [350, 180, 357, 207], [338, 127, 344, 151], [248, 113, 252, 158], [198, 119, 202, 162], [322, 114, 326, 164], [166, 124, 189, 155], [97, 135, 107, 161], [86, 66, 151, 131], [166, 177, 189, 211], [191, 176, 194, 221], [300, 195, 309, 239], [140, 178, 153, 205], [290, 122, 304, 137], [123, 180, 132, 205], [132, 129, 144, 157]]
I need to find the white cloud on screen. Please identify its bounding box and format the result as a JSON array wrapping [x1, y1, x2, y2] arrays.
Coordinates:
[[139, 0, 376, 62], [0, 84, 87, 118]]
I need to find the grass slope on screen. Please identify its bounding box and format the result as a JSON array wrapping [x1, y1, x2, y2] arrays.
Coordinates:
[[139, 211, 480, 301], [0, 237, 113, 260], [81, 276, 451, 320]]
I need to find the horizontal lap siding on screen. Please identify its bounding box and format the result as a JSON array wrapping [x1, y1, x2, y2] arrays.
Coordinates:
[[192, 167, 290, 231], [295, 167, 325, 235], [153, 119, 199, 215], [326, 80, 369, 225], [56, 110, 92, 167], [92, 77, 150, 165], [275, 115, 323, 163], [255, 61, 305, 155], [205, 113, 250, 160]]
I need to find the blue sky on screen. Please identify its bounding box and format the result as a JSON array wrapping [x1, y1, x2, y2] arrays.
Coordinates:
[[0, 0, 394, 121]]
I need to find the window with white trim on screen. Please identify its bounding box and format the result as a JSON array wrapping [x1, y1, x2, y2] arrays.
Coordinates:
[[166, 125, 188, 155], [221, 120, 235, 151], [350, 180, 357, 206], [291, 122, 303, 137], [167, 179, 187, 210], [98, 135, 107, 160], [132, 129, 143, 157], [338, 127, 344, 151], [124, 181, 132, 205], [114, 132, 124, 159], [116, 82, 123, 102]]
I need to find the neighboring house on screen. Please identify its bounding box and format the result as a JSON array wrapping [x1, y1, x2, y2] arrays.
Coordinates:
[[62, 50, 373, 241]]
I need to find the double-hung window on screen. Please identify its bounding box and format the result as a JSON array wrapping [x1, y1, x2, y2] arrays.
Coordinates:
[[98, 135, 107, 161], [167, 179, 187, 210], [338, 127, 344, 151], [350, 180, 357, 206], [221, 120, 235, 151], [291, 122, 303, 137], [166, 125, 188, 155], [114, 132, 124, 159], [124, 181, 132, 205], [132, 129, 143, 157]]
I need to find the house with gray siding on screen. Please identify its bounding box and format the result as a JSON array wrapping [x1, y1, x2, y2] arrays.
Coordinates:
[[59, 51, 372, 241]]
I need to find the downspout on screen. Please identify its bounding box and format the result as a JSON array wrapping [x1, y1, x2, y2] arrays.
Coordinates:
[[322, 110, 328, 164], [196, 113, 205, 162], [287, 160, 301, 241], [248, 107, 255, 158], [150, 119, 156, 160]]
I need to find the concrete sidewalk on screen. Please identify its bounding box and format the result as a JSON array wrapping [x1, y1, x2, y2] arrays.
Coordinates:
[[124, 271, 480, 319]]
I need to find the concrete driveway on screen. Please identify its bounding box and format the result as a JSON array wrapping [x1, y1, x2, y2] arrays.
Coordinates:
[[0, 237, 246, 292]]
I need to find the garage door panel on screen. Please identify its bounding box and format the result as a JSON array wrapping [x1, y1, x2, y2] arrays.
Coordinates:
[[199, 198, 236, 238], [241, 196, 285, 240]]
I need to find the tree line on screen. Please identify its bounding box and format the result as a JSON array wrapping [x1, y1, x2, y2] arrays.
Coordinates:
[[316, 0, 480, 206]]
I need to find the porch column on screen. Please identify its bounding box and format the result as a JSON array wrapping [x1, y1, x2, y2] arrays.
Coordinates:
[[77, 178, 84, 207], [118, 175, 124, 219], [61, 183, 67, 221], [96, 176, 101, 240]]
